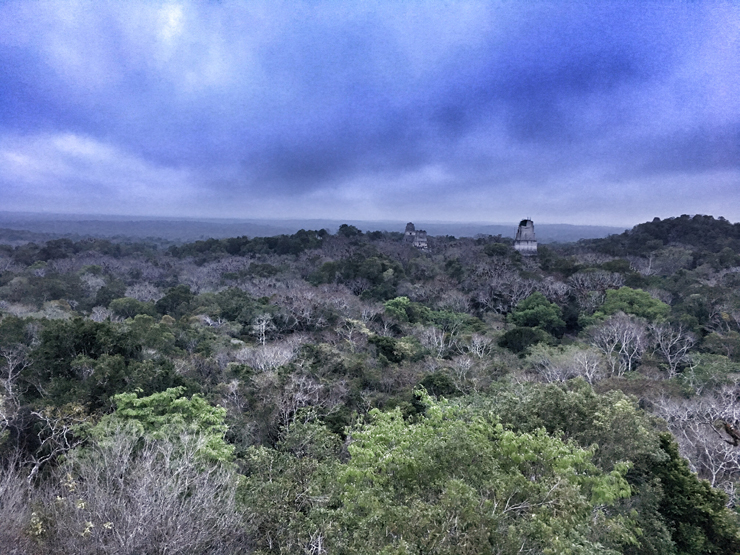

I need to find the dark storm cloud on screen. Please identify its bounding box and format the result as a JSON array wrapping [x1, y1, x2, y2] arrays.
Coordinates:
[[0, 1, 738, 224]]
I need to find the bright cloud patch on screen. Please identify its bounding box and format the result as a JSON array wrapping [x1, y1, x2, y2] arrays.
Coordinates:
[[0, 133, 197, 215]]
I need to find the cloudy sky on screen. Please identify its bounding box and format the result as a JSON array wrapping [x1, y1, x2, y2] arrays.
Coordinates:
[[1, 1, 739, 226]]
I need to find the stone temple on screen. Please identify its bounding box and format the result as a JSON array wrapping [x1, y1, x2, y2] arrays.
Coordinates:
[[403, 222, 428, 250], [513, 219, 537, 255]]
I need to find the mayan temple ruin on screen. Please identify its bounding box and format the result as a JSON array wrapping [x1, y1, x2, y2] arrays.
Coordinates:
[[403, 222, 428, 250], [513, 219, 538, 255]]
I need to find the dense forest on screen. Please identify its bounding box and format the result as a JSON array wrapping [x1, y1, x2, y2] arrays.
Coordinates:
[[2, 214, 740, 554]]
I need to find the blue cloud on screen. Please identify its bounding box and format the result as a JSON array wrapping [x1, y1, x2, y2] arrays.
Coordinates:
[[0, 1, 739, 225]]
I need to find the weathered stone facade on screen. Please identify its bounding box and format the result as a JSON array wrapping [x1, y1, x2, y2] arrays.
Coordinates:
[[404, 222, 416, 243], [403, 222, 428, 250], [413, 230, 428, 249], [513, 219, 537, 255]]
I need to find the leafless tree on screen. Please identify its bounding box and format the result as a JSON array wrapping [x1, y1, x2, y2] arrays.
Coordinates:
[[0, 255, 19, 273], [1, 345, 30, 414], [569, 347, 607, 384], [221, 378, 248, 415], [415, 325, 449, 359], [567, 271, 624, 314], [465, 333, 493, 359], [447, 355, 492, 394], [436, 289, 470, 313], [79, 273, 107, 297], [236, 338, 302, 372], [360, 303, 383, 324], [335, 319, 370, 353], [252, 313, 276, 345], [178, 260, 232, 293], [0, 458, 32, 555], [628, 254, 657, 276], [39, 428, 245, 555], [27, 405, 90, 484], [278, 374, 325, 428], [468, 260, 538, 314], [124, 282, 163, 303], [526, 345, 568, 383], [651, 247, 694, 276], [590, 313, 648, 377], [89, 306, 115, 323], [537, 278, 570, 307], [269, 282, 341, 332], [649, 322, 696, 377], [654, 385, 740, 503], [508, 279, 539, 311], [528, 344, 607, 385]]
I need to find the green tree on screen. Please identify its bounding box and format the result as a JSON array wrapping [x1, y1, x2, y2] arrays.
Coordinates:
[[498, 326, 552, 355], [632, 434, 740, 555], [155, 285, 194, 318], [108, 297, 157, 319], [337, 224, 363, 238], [94, 387, 233, 462], [473, 381, 740, 555], [510, 292, 566, 336], [598, 287, 670, 321], [332, 393, 631, 554]]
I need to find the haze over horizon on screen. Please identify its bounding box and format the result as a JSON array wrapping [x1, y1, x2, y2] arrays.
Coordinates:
[[1, 1, 739, 227]]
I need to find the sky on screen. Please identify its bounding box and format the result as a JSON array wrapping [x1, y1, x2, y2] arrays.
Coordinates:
[[1, 1, 739, 227]]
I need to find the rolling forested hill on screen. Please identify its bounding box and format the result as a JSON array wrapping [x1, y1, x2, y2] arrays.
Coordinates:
[[1, 214, 740, 554]]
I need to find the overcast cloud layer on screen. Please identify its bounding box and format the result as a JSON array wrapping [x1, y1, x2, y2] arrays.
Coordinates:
[[1, 1, 739, 226]]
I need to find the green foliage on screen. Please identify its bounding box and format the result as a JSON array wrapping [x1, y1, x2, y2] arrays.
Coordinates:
[[678, 354, 738, 394], [109, 297, 157, 319], [597, 287, 670, 321], [30, 318, 142, 403], [4, 217, 740, 554], [332, 393, 631, 554], [92, 279, 126, 308], [473, 381, 740, 555], [510, 292, 566, 336], [383, 295, 415, 322], [5, 237, 157, 266], [337, 224, 363, 238], [241, 419, 341, 554], [241, 395, 634, 555], [0, 315, 34, 345], [21, 315, 189, 411], [191, 287, 276, 327], [96, 387, 233, 462], [0, 272, 84, 307], [418, 371, 459, 397], [383, 296, 483, 332], [169, 229, 325, 259], [631, 434, 740, 555], [155, 284, 194, 318], [310, 253, 404, 300], [480, 380, 659, 471], [444, 258, 464, 280], [702, 331, 740, 361], [602, 258, 633, 274], [708, 247, 740, 270], [125, 314, 178, 354], [498, 326, 553, 355], [69, 354, 191, 411], [384, 295, 433, 324], [368, 335, 406, 364], [484, 242, 510, 257], [586, 215, 740, 257]]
